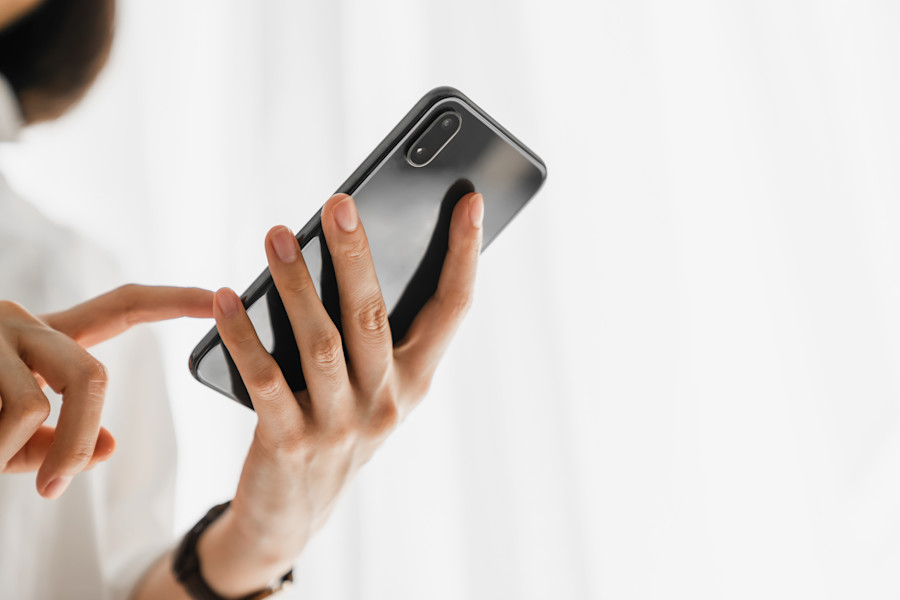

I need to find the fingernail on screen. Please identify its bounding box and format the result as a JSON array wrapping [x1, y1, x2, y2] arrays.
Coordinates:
[[216, 289, 240, 317], [469, 193, 484, 228], [271, 227, 298, 263], [43, 476, 72, 499], [334, 196, 358, 233]]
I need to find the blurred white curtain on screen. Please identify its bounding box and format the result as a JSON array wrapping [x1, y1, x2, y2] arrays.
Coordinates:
[[2, 1, 900, 598]]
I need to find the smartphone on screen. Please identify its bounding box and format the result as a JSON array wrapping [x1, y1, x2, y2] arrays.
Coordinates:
[[189, 86, 547, 409]]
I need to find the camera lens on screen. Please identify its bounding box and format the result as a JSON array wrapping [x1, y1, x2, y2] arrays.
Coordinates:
[[407, 111, 461, 167]]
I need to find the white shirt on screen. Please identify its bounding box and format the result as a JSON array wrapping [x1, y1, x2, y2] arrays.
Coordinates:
[[0, 76, 177, 599]]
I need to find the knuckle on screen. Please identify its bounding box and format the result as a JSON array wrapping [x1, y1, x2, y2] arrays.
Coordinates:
[[0, 301, 42, 333], [355, 296, 389, 338], [114, 284, 142, 325], [340, 238, 369, 263], [114, 283, 145, 301], [114, 283, 139, 299], [0, 300, 28, 319], [249, 363, 285, 400], [260, 431, 304, 456], [366, 396, 399, 436], [87, 360, 109, 384], [83, 360, 109, 393], [230, 327, 259, 349], [222, 319, 261, 350], [66, 443, 95, 466], [279, 274, 314, 297], [115, 283, 141, 295], [70, 358, 108, 405], [320, 422, 356, 449], [309, 331, 344, 376], [254, 377, 285, 402], [17, 393, 50, 425]]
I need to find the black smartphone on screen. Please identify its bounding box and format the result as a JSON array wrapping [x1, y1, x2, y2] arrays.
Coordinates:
[[189, 86, 547, 409]]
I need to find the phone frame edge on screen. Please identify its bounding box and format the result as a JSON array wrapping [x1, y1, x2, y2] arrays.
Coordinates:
[[188, 85, 547, 397]]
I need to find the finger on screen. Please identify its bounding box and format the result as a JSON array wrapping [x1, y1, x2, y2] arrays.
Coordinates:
[[318, 194, 393, 394], [394, 192, 483, 386], [23, 330, 110, 498], [214, 288, 305, 440], [265, 223, 353, 421], [41, 285, 214, 347], [0, 426, 115, 474], [0, 345, 51, 470]]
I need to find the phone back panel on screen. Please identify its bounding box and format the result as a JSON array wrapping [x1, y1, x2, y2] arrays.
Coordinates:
[[190, 88, 546, 408]]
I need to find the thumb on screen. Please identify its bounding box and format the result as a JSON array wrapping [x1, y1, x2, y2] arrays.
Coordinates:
[[0, 426, 116, 474], [41, 284, 214, 347]]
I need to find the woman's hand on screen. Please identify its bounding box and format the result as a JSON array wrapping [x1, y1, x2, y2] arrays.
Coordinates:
[[198, 192, 483, 596], [0, 285, 213, 497]]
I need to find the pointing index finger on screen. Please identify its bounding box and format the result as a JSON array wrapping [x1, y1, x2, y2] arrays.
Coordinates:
[[42, 285, 214, 347]]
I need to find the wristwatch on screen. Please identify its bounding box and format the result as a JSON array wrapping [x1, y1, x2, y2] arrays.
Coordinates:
[[172, 501, 294, 600]]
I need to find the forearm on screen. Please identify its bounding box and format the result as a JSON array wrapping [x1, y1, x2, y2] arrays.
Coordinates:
[[131, 506, 295, 600]]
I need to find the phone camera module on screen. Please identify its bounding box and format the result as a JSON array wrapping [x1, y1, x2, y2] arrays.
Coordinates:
[[407, 111, 462, 167]]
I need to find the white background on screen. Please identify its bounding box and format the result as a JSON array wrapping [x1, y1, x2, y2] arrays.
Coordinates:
[[1, 1, 899, 598]]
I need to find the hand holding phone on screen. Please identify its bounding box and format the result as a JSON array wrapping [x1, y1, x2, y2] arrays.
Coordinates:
[[192, 191, 484, 596], [179, 87, 545, 594], [190, 87, 546, 407]]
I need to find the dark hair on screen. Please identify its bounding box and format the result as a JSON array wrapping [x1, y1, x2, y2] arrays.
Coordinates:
[[0, 0, 115, 124]]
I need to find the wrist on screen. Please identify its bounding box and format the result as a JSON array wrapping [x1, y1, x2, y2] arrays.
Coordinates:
[[195, 505, 295, 598]]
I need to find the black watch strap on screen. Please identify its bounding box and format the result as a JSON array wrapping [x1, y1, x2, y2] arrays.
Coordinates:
[[172, 501, 293, 600]]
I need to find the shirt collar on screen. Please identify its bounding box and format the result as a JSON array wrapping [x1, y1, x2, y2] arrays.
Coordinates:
[[0, 74, 23, 142]]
